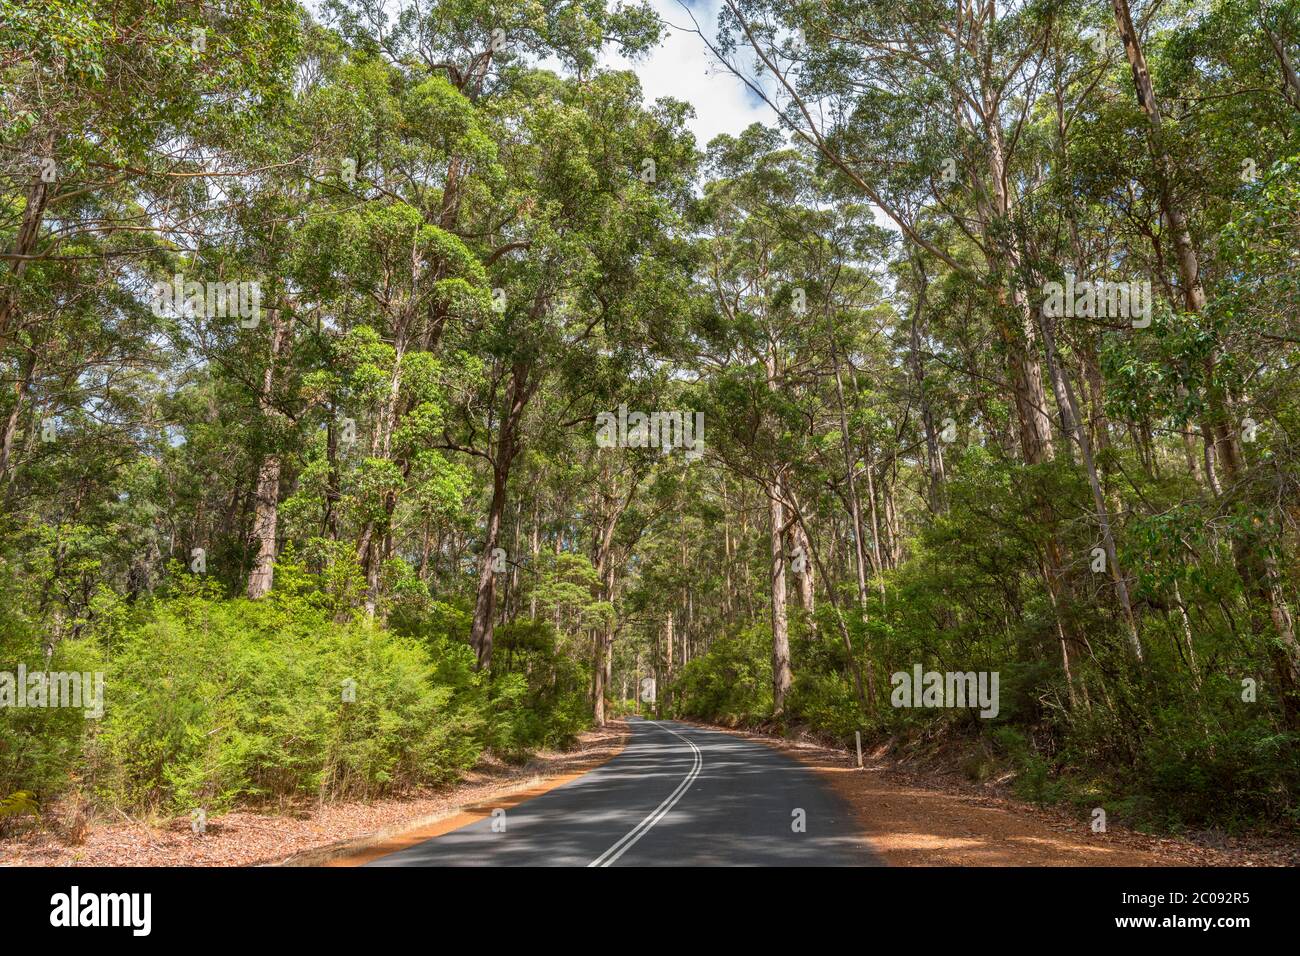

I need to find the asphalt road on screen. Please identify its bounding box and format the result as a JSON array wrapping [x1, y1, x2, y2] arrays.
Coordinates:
[[368, 717, 882, 867]]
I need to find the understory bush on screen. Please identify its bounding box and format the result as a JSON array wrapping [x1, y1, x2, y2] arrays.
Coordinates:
[[90, 590, 484, 812], [2, 563, 592, 816]]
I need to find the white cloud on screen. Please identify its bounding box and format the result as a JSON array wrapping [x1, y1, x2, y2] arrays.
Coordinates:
[[601, 0, 774, 150]]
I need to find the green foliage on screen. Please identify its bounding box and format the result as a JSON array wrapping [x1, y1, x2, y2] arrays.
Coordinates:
[[91, 593, 482, 812], [671, 627, 773, 725], [0, 576, 104, 800], [488, 619, 591, 755]]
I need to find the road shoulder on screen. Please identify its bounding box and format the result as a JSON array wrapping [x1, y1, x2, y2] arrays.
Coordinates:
[[677, 721, 1293, 867], [0, 722, 630, 867]]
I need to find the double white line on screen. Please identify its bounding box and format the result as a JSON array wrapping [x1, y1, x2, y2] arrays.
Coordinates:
[[588, 721, 703, 867]]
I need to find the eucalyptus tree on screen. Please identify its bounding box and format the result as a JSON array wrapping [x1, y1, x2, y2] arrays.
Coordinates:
[[692, 0, 1131, 695], [1103, 0, 1300, 720], [701, 0, 1076, 467], [0, 0, 301, 621], [433, 69, 696, 669], [691, 125, 884, 713]]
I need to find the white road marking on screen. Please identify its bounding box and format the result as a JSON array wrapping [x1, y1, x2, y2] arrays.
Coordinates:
[[588, 721, 703, 867]]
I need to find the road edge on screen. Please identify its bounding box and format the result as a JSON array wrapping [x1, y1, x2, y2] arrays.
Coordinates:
[[671, 720, 1247, 866], [276, 720, 631, 867]]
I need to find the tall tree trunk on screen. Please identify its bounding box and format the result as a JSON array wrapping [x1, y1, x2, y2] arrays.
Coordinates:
[[721, 482, 736, 619], [883, 458, 901, 567], [765, 345, 794, 715], [0, 349, 37, 486], [907, 258, 946, 512], [468, 360, 534, 670], [529, 496, 540, 619], [0, 162, 53, 350], [1263, 21, 1300, 111], [768, 478, 792, 715], [470, 461, 509, 670], [592, 626, 606, 726], [591, 467, 631, 727], [1037, 305, 1144, 660], [978, 74, 1056, 467], [662, 610, 674, 717], [788, 502, 815, 614], [860, 423, 886, 585], [247, 307, 293, 599], [830, 338, 871, 603]]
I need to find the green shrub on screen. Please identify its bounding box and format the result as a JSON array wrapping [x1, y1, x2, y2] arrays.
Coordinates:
[[0, 581, 103, 801], [91, 592, 483, 812], [488, 620, 590, 755], [671, 626, 773, 723], [787, 671, 860, 741], [1138, 723, 1300, 830]]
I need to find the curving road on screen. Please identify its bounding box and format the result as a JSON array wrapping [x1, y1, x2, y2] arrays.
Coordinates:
[[367, 717, 881, 867]]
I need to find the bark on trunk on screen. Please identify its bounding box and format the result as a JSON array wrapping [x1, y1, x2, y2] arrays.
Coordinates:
[[907, 262, 947, 512], [768, 481, 792, 715], [0, 350, 37, 485], [1264, 24, 1300, 111], [830, 338, 871, 603], [765, 345, 794, 715], [661, 610, 674, 718], [788, 507, 815, 615], [468, 360, 534, 670], [247, 307, 293, 599], [591, 471, 630, 727], [470, 462, 509, 669], [1038, 305, 1144, 660], [0, 166, 53, 349]]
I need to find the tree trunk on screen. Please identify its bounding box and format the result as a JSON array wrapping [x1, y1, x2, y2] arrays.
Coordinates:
[[830, 338, 871, 603], [907, 260, 947, 512], [788, 504, 815, 615], [1263, 24, 1300, 111], [1037, 305, 1144, 660], [247, 306, 293, 599], [661, 610, 674, 717], [470, 461, 509, 669], [591, 468, 630, 727], [468, 360, 533, 670], [768, 479, 792, 715], [0, 164, 53, 350], [0, 349, 37, 486], [978, 81, 1056, 467]]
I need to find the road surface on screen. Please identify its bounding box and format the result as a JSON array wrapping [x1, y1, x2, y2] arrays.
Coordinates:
[[368, 717, 881, 866]]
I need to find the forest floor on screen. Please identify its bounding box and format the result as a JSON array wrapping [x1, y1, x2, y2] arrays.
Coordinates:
[[0, 722, 630, 867], [683, 720, 1300, 867]]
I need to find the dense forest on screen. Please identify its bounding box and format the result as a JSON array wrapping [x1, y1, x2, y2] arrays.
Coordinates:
[[1, 0, 1298, 836]]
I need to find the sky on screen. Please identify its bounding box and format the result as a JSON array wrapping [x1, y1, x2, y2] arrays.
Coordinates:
[[601, 0, 772, 149]]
